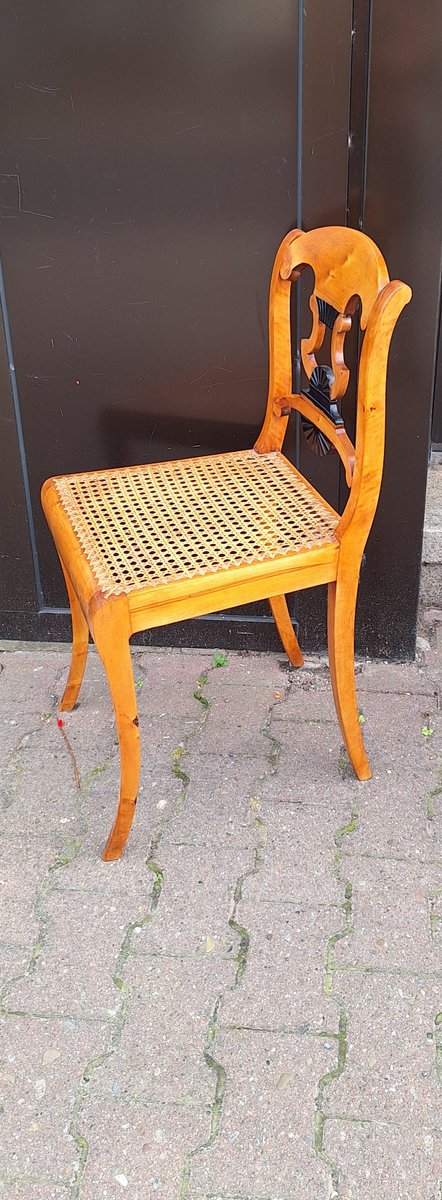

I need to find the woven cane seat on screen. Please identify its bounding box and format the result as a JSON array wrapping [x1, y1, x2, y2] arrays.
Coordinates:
[[53, 449, 339, 599]]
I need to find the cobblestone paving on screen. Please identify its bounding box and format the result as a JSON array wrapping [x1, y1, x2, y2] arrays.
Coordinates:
[[0, 642, 442, 1199]]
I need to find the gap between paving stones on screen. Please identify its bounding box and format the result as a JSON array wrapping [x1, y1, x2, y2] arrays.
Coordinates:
[[0, 695, 123, 1021], [66, 650, 224, 1197], [178, 672, 291, 1197], [180, 668, 364, 1199], [311, 796, 359, 1199], [0, 835, 86, 1020], [0, 685, 124, 1188], [60, 648, 270, 1199], [1, 645, 442, 1198], [0, 647, 208, 1190], [317, 796, 442, 1198]]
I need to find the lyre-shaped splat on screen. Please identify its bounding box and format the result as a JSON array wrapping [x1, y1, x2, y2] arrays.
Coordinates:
[[297, 287, 355, 465], [301, 293, 326, 378], [330, 310, 352, 400], [301, 293, 352, 401]]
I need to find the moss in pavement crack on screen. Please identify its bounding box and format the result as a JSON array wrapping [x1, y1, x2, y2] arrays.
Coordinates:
[[260, 719, 282, 771], [314, 1010, 349, 1196], [180, 767, 269, 1192], [324, 804, 358, 995], [2, 754, 25, 809], [428, 886, 442, 945], [228, 918, 250, 988], [194, 671, 210, 710], [180, 825, 268, 1196], [338, 746, 352, 780], [171, 744, 190, 789], [324, 883, 353, 998], [228, 816, 267, 986], [192, 651, 228, 713], [201, 996, 227, 1147], [333, 805, 359, 874], [258, 671, 294, 776], [180, 691, 278, 1176], [427, 775, 442, 822], [68, 822, 166, 1199], [173, 651, 228, 806], [68, 651, 219, 1198], [0, 827, 91, 1192], [434, 1012, 442, 1200], [80, 761, 107, 793], [2, 717, 65, 811], [147, 859, 164, 912], [313, 800, 359, 1196], [0, 835, 84, 1012], [435, 1011, 442, 1087], [68, 915, 148, 1199], [179, 996, 227, 1200]]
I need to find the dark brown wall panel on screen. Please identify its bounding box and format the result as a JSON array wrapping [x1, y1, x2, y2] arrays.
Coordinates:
[[295, 0, 353, 649], [432, 309, 442, 447], [0, 0, 440, 656], [1, 0, 297, 624], [0, 307, 36, 633], [359, 0, 442, 656]]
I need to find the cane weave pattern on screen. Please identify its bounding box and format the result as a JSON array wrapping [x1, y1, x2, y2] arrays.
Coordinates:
[[53, 450, 338, 598]]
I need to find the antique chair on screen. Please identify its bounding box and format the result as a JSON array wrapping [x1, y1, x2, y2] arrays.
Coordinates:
[[42, 226, 411, 860]]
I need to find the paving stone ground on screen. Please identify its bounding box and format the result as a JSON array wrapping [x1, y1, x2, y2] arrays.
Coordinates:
[[0, 640, 442, 1199]]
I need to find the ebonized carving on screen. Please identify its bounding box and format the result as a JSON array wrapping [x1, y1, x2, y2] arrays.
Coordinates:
[[301, 364, 343, 456], [300, 292, 353, 455], [317, 298, 340, 330], [302, 365, 343, 426]]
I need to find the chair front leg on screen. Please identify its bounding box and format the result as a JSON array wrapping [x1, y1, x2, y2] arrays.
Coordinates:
[[59, 562, 89, 711], [327, 574, 370, 780], [92, 601, 140, 860]]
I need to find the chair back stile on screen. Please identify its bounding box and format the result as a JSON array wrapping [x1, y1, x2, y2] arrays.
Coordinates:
[[335, 278, 411, 557], [254, 229, 303, 455], [255, 226, 412, 561]]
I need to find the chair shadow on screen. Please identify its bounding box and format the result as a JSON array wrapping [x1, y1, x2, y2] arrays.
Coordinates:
[[98, 407, 261, 470]]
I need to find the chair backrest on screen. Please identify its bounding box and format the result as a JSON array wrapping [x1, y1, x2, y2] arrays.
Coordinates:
[[255, 226, 412, 558]]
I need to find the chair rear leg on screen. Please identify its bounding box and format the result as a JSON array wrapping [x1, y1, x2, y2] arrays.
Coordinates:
[[327, 576, 371, 780], [59, 563, 89, 711], [93, 604, 140, 861], [269, 595, 304, 667]]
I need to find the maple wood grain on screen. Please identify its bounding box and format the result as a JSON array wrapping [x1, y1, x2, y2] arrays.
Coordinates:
[[42, 227, 411, 858]]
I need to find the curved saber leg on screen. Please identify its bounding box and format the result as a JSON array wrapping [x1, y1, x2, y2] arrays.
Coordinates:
[[269, 594, 304, 667], [93, 604, 141, 860], [327, 577, 371, 780], [59, 563, 89, 711]]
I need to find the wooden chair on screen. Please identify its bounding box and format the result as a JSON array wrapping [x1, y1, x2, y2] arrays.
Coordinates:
[[42, 226, 411, 860]]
